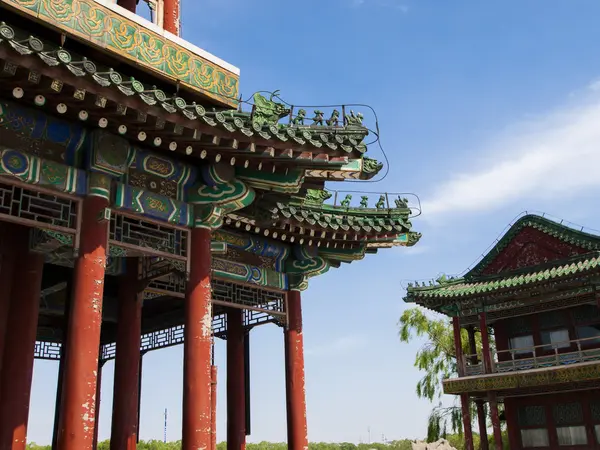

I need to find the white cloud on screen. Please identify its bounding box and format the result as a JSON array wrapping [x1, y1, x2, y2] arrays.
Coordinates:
[[305, 335, 367, 357], [423, 85, 600, 218]]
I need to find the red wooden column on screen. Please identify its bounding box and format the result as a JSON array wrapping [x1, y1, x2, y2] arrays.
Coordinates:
[[182, 227, 212, 450], [116, 0, 136, 12], [479, 312, 493, 373], [0, 223, 18, 380], [211, 365, 218, 450], [58, 196, 110, 450], [488, 393, 503, 450], [285, 290, 308, 450], [0, 231, 44, 450], [227, 308, 246, 450], [475, 401, 489, 450], [163, 0, 180, 35], [111, 258, 142, 450], [460, 394, 475, 450], [503, 398, 519, 450], [452, 316, 465, 376]]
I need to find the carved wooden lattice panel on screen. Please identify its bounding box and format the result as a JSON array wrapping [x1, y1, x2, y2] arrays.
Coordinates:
[[504, 316, 533, 336], [0, 182, 77, 229], [109, 212, 188, 258], [538, 310, 567, 330], [573, 304, 600, 324], [518, 406, 547, 427], [211, 279, 284, 312], [34, 341, 62, 360], [553, 402, 583, 426], [590, 402, 600, 422]]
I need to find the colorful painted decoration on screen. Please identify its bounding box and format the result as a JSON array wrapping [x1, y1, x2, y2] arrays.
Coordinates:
[[0, 147, 86, 195], [114, 183, 193, 227], [187, 179, 255, 213], [212, 258, 287, 290], [0, 99, 86, 166], [212, 229, 290, 271], [1, 0, 239, 107]]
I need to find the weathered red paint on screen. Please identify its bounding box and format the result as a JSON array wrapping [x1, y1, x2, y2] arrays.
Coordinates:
[[459, 394, 474, 450], [210, 365, 218, 450], [227, 308, 246, 450], [182, 227, 212, 450], [479, 313, 492, 373], [0, 236, 44, 450], [488, 393, 503, 450], [93, 362, 104, 450], [116, 0, 136, 13], [111, 259, 142, 450], [482, 227, 588, 276], [0, 223, 18, 380], [475, 401, 489, 450], [285, 290, 308, 450], [163, 0, 180, 36], [57, 196, 109, 450], [452, 316, 465, 377], [503, 398, 520, 450]]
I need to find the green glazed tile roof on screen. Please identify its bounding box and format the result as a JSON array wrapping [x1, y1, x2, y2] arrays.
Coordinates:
[[405, 251, 600, 301], [404, 214, 600, 305], [0, 22, 372, 158], [270, 202, 412, 233]]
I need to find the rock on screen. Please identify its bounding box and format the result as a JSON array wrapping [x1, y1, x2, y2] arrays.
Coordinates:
[[411, 439, 457, 450]]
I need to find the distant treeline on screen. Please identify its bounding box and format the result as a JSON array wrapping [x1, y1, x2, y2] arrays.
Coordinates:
[[25, 434, 506, 450]]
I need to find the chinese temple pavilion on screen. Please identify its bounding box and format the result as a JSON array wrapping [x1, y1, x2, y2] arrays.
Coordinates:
[[0, 0, 421, 449], [405, 214, 600, 450]]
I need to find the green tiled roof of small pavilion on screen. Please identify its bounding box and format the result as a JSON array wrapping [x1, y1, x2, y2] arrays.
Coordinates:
[[404, 214, 600, 304], [0, 22, 377, 169]]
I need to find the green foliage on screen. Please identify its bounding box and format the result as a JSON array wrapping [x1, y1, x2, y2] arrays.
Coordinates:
[[398, 308, 478, 402], [398, 307, 499, 440]]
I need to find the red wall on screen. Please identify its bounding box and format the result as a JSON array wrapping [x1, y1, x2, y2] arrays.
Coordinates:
[[506, 390, 600, 449]]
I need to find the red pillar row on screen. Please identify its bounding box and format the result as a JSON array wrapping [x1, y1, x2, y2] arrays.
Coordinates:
[[58, 196, 109, 450], [285, 290, 308, 450], [0, 228, 44, 450], [182, 227, 212, 450], [111, 258, 142, 450], [227, 308, 246, 450]]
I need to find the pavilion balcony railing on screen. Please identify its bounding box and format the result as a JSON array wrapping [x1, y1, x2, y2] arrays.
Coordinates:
[[461, 335, 600, 377]]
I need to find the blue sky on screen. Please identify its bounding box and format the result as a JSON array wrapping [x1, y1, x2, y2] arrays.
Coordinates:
[[25, 0, 600, 445]]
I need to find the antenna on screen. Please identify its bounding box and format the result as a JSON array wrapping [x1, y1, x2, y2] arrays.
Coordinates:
[[164, 408, 168, 443], [368, 426, 371, 444]]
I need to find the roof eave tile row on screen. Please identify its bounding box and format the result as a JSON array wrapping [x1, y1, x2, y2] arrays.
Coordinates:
[[0, 22, 373, 160], [405, 252, 600, 301]]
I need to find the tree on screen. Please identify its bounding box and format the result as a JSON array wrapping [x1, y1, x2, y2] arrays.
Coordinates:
[[398, 307, 488, 442]]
